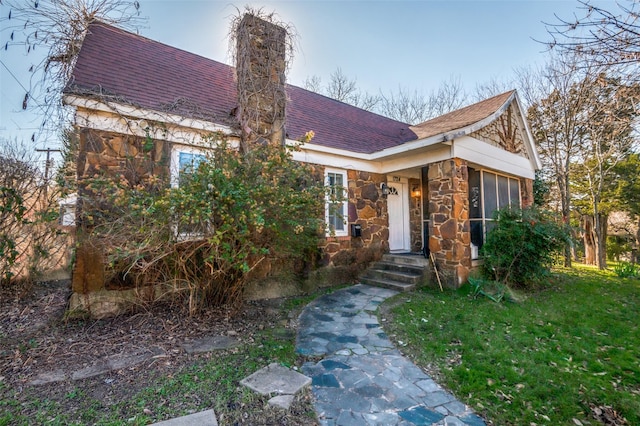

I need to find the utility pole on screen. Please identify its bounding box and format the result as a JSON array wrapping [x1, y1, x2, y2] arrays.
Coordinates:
[[35, 148, 61, 199]]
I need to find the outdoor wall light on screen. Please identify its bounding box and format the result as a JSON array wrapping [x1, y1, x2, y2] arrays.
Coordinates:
[[412, 185, 421, 198], [380, 182, 389, 197]]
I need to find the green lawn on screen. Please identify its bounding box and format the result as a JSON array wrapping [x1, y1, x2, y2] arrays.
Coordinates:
[[381, 265, 640, 425]]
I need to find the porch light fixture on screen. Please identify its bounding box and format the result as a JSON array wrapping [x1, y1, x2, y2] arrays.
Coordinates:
[[411, 185, 421, 198], [380, 182, 389, 197]]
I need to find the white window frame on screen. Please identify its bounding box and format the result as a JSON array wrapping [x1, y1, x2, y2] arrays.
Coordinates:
[[325, 168, 348, 237], [170, 145, 208, 188], [170, 145, 209, 241]]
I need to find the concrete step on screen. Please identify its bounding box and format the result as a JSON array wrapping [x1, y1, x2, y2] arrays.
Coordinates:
[[382, 253, 430, 267], [359, 253, 431, 292], [373, 261, 426, 276], [363, 268, 422, 285], [359, 275, 416, 292]]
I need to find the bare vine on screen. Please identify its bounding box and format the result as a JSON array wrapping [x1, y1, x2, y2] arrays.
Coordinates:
[[228, 8, 297, 151], [0, 0, 143, 141]]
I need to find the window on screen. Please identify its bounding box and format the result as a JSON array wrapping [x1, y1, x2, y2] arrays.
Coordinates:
[[170, 146, 207, 188], [170, 146, 208, 240], [469, 168, 520, 259], [325, 169, 348, 236]]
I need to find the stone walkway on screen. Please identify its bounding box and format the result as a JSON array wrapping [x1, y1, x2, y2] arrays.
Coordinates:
[[296, 284, 485, 426]]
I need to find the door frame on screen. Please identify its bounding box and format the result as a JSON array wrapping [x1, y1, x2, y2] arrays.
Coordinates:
[[386, 176, 411, 252]]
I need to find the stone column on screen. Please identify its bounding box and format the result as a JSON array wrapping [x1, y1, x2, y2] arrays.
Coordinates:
[[427, 158, 471, 287], [235, 14, 287, 150]]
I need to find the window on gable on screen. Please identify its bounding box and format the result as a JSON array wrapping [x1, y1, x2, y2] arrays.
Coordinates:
[[469, 168, 521, 259], [325, 169, 348, 237]]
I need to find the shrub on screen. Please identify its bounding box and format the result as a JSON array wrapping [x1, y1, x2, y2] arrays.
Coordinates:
[[480, 207, 569, 289], [612, 261, 639, 278], [82, 134, 327, 313]]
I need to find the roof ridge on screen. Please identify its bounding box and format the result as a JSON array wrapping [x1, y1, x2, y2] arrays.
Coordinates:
[[86, 21, 234, 70]]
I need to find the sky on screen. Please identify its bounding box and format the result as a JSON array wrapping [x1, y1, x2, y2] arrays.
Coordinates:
[[0, 0, 594, 169]]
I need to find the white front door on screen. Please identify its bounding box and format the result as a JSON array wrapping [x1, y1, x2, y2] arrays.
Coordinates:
[[387, 182, 410, 252]]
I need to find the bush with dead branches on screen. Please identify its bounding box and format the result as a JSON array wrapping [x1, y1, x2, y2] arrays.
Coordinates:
[[81, 133, 326, 313]]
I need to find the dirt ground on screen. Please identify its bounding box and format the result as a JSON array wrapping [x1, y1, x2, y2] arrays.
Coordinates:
[[0, 280, 318, 425]]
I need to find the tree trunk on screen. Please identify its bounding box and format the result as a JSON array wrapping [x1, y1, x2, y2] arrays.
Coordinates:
[[634, 218, 640, 264], [560, 175, 572, 267], [594, 212, 608, 269], [583, 215, 596, 265]]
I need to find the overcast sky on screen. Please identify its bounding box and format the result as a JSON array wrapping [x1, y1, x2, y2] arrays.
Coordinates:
[[0, 0, 592, 164]]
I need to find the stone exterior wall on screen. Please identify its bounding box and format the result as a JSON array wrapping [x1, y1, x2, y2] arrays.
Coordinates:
[[408, 177, 422, 252], [320, 170, 388, 275], [73, 128, 169, 294], [471, 104, 529, 159], [427, 158, 471, 287]]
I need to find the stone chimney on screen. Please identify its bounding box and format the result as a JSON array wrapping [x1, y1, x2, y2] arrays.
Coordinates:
[[235, 14, 287, 151]]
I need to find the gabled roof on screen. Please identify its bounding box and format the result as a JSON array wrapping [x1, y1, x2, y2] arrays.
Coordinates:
[[409, 91, 516, 140], [65, 22, 417, 154], [66, 23, 534, 162]]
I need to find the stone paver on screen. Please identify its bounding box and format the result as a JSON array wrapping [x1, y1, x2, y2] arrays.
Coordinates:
[[240, 362, 311, 395], [29, 348, 166, 385], [296, 284, 485, 426], [149, 409, 217, 426], [182, 335, 240, 354]]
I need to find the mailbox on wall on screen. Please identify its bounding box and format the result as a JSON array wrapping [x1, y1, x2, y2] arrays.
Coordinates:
[[351, 223, 362, 237]]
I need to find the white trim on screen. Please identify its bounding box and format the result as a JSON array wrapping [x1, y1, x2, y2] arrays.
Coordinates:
[[66, 94, 539, 180], [453, 136, 535, 180], [292, 148, 381, 173], [64, 95, 234, 136], [170, 145, 208, 188], [511, 93, 542, 170], [325, 168, 349, 237]]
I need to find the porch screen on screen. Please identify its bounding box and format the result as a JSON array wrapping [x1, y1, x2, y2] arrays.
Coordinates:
[[468, 167, 521, 259]]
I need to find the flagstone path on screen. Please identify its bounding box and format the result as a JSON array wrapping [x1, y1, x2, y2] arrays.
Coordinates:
[[296, 284, 485, 426]]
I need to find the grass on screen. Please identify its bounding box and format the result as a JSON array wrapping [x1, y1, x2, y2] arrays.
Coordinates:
[[381, 264, 640, 425], [0, 302, 317, 426]]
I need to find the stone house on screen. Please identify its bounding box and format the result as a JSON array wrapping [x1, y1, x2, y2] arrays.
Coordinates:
[[63, 18, 540, 309]]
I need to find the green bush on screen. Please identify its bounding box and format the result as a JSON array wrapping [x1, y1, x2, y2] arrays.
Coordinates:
[[612, 261, 639, 278], [480, 207, 569, 289], [83, 134, 327, 312]]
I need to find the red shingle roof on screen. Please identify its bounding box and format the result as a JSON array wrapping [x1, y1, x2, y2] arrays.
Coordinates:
[[67, 23, 518, 155], [410, 91, 515, 140], [65, 22, 417, 154]]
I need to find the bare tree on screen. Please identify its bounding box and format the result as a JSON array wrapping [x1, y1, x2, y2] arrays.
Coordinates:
[[546, 0, 640, 73], [473, 76, 515, 103], [303, 74, 323, 93], [377, 87, 431, 125], [303, 67, 380, 111], [526, 55, 596, 267], [378, 75, 468, 124], [1, 0, 143, 140], [304, 69, 468, 123], [572, 73, 640, 269]]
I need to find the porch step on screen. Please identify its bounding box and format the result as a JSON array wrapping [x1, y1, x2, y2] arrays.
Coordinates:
[[359, 254, 430, 292]]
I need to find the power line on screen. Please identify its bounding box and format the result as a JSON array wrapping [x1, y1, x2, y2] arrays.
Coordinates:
[[0, 58, 30, 95], [0, 58, 47, 112]]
